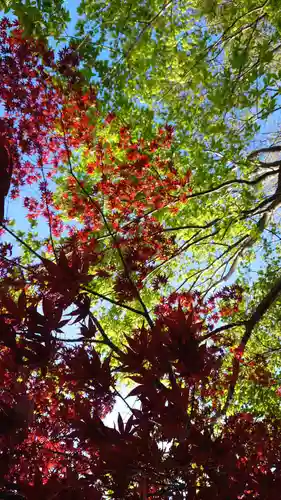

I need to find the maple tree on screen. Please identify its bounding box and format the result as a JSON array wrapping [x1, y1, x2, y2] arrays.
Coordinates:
[[65, 0, 281, 419], [1, 9, 281, 500]]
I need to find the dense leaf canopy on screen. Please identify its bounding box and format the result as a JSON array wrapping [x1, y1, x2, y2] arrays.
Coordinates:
[[1, 1, 281, 498]]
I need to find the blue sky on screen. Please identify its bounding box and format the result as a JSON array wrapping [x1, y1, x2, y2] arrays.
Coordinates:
[[65, 0, 81, 34]]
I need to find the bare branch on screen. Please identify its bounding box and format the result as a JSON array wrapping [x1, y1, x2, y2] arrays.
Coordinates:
[[220, 274, 281, 416], [82, 285, 148, 318], [201, 322, 245, 341], [186, 169, 279, 202], [248, 145, 281, 160], [161, 218, 221, 233], [90, 312, 124, 355]]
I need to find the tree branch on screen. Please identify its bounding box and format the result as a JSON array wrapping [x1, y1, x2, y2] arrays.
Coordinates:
[[186, 169, 279, 202], [201, 322, 245, 341], [90, 312, 124, 355], [219, 274, 281, 416], [82, 285, 147, 318], [248, 145, 281, 160], [161, 218, 221, 233]]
